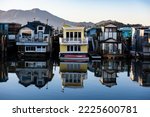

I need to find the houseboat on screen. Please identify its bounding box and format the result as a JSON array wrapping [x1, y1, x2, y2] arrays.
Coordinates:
[[142, 28, 150, 59], [119, 27, 135, 54], [132, 27, 150, 59], [86, 27, 102, 59], [130, 60, 150, 87], [99, 24, 123, 59], [59, 26, 89, 61], [16, 21, 53, 57], [0, 23, 21, 53], [99, 59, 124, 88], [60, 61, 88, 91]]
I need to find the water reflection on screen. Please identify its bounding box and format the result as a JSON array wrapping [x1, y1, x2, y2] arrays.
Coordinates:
[[15, 58, 54, 88], [0, 57, 8, 82], [1, 54, 150, 99], [130, 60, 150, 87], [89, 60, 129, 88], [60, 61, 88, 91]]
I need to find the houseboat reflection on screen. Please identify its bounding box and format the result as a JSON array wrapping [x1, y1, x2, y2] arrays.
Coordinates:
[[60, 61, 88, 91], [88, 60, 102, 77], [89, 59, 127, 88], [0, 56, 8, 83], [16, 58, 53, 88], [130, 60, 150, 87]]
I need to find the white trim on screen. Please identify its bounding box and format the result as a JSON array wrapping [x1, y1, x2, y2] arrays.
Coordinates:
[[60, 62, 87, 64], [16, 42, 48, 46], [59, 57, 89, 61], [59, 52, 87, 54]]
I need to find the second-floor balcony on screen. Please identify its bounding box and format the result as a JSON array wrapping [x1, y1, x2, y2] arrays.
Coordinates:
[[17, 37, 49, 43], [59, 38, 88, 45]]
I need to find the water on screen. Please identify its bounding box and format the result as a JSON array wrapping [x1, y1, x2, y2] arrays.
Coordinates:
[[0, 56, 150, 100]]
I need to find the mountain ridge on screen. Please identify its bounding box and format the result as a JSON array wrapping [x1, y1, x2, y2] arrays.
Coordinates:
[[0, 8, 144, 28], [0, 8, 94, 28]]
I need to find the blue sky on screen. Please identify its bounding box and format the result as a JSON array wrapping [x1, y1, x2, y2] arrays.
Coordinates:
[[1, 0, 150, 25]]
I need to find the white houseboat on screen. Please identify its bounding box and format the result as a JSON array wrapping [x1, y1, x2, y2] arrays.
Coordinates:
[[16, 21, 53, 57]]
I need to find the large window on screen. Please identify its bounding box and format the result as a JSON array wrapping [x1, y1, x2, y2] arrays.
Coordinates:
[[75, 32, 78, 38], [22, 31, 31, 39], [66, 32, 69, 38], [38, 26, 43, 30], [38, 31, 43, 40], [67, 64, 80, 70], [67, 45, 81, 52], [105, 28, 117, 32], [66, 32, 82, 40], [70, 32, 73, 38], [25, 46, 35, 52], [78, 32, 81, 38]]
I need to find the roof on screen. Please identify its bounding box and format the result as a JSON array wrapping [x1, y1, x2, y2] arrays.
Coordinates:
[[119, 27, 132, 31], [105, 24, 117, 28], [63, 26, 84, 30], [86, 27, 102, 32], [19, 21, 53, 34]]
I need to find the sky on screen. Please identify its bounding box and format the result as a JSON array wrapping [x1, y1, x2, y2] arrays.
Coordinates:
[[0, 0, 150, 25]]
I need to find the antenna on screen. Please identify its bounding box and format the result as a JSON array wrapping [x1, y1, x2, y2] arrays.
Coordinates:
[[46, 19, 48, 25]]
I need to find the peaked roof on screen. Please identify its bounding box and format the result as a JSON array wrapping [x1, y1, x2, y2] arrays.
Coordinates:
[[105, 24, 117, 28], [20, 21, 53, 34]]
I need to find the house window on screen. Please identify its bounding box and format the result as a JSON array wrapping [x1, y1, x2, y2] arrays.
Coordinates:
[[71, 46, 74, 51], [66, 32, 69, 38], [38, 26, 43, 30], [44, 36, 48, 41], [105, 28, 109, 32], [70, 32, 73, 38], [109, 28, 112, 32], [22, 31, 31, 39], [38, 31, 43, 39], [113, 28, 117, 32], [25, 46, 35, 52], [75, 32, 78, 38], [67, 46, 70, 51], [74, 46, 77, 51], [67, 45, 81, 52], [78, 46, 81, 51], [31, 47, 35, 51], [78, 32, 81, 38], [67, 64, 80, 70]]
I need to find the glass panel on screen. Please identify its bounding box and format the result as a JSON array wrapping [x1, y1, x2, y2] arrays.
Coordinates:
[[38, 27, 43, 30], [70, 32, 73, 38], [78, 32, 81, 38], [66, 32, 69, 38]]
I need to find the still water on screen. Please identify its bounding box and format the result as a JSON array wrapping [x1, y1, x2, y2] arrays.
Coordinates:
[[0, 56, 150, 100]]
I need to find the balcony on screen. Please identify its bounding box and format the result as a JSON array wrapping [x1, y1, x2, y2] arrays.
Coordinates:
[[17, 37, 48, 43], [59, 38, 88, 45], [16, 37, 49, 46]]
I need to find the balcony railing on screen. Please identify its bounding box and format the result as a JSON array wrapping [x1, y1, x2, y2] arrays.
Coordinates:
[[60, 38, 88, 44], [17, 38, 48, 43]]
